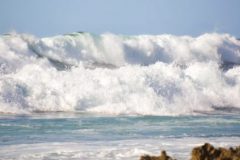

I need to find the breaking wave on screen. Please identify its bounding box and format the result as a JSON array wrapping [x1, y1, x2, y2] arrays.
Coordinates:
[[0, 32, 240, 115]]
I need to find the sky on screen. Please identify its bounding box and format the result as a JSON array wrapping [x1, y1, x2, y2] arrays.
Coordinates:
[[0, 0, 240, 37]]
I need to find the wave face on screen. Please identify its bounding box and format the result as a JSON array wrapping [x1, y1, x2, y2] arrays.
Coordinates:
[[0, 32, 240, 115]]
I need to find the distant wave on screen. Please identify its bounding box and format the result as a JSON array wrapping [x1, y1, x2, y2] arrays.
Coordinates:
[[0, 32, 240, 115]]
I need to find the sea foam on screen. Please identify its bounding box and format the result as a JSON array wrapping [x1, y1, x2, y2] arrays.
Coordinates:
[[0, 32, 240, 115]]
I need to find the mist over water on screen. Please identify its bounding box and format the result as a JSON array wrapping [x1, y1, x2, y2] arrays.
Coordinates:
[[0, 32, 240, 115]]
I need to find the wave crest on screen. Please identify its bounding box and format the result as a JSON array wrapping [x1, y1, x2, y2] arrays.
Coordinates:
[[0, 32, 240, 115]]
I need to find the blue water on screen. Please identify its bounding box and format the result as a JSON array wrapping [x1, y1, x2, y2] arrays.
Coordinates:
[[0, 113, 239, 160]]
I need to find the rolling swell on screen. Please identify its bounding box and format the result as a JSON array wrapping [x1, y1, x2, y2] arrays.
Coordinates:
[[0, 32, 240, 115]]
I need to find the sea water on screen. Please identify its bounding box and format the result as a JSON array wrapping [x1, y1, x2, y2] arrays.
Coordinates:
[[0, 32, 240, 159], [0, 114, 239, 159]]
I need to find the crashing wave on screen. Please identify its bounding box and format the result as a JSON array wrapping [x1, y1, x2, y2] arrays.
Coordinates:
[[0, 32, 240, 115]]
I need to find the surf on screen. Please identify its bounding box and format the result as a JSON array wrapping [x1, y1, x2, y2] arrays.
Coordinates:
[[0, 32, 240, 115]]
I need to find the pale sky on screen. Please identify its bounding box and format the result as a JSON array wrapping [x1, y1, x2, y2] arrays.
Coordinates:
[[0, 0, 240, 37]]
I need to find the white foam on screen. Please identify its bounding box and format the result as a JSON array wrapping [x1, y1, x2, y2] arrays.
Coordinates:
[[0, 137, 239, 160], [0, 32, 240, 115]]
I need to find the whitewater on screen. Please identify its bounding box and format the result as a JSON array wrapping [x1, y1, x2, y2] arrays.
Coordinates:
[[0, 32, 240, 160], [0, 32, 240, 115]]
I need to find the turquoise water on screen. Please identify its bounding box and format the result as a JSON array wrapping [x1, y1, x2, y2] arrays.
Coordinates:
[[0, 113, 239, 160]]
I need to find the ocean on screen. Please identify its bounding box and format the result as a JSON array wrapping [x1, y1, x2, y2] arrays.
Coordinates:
[[0, 32, 240, 159]]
